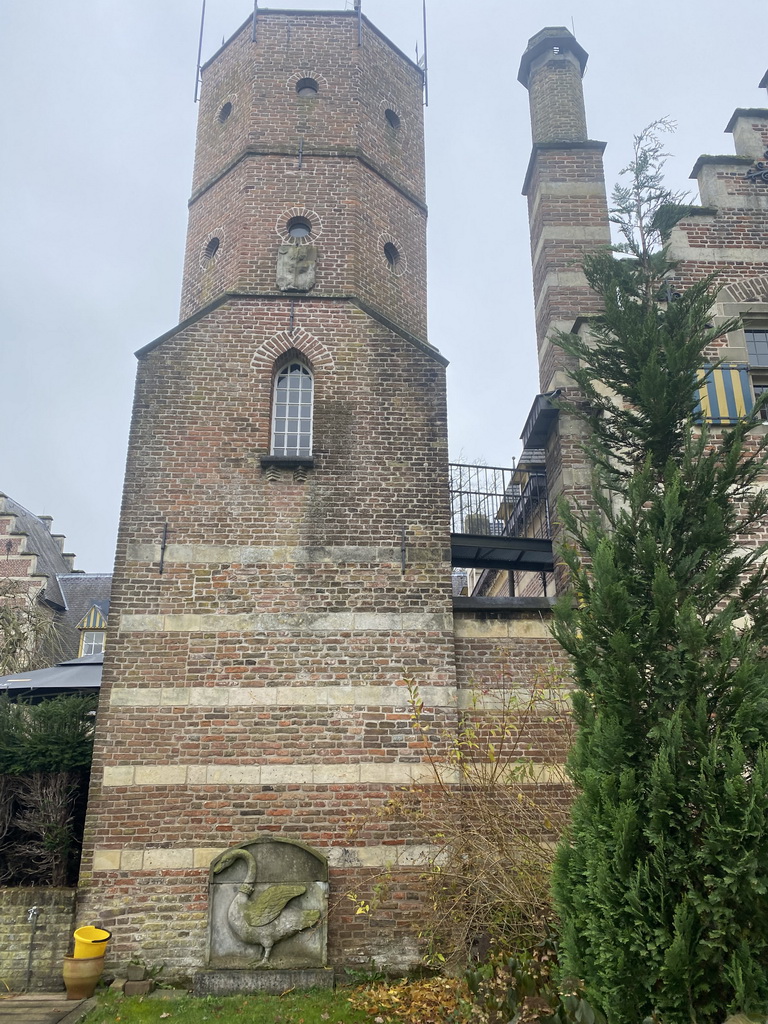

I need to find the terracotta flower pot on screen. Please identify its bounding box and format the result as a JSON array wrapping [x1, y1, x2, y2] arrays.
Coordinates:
[[62, 953, 104, 999]]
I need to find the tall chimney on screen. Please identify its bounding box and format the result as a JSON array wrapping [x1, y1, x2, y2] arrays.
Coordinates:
[[518, 27, 589, 145], [518, 28, 611, 593]]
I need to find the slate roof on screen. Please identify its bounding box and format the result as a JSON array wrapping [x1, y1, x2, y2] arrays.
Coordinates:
[[55, 574, 112, 660], [0, 493, 112, 662], [0, 494, 73, 608]]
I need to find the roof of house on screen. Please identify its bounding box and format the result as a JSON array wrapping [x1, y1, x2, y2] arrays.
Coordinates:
[[0, 492, 113, 660], [55, 574, 112, 659], [0, 493, 74, 608]]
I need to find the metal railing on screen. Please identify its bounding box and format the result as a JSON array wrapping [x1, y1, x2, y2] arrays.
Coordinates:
[[507, 472, 551, 540], [449, 462, 550, 540]]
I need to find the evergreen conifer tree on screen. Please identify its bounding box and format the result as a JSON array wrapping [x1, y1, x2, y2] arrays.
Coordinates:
[[552, 123, 768, 1024]]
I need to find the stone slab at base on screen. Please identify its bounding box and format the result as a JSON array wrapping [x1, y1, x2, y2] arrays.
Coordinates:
[[193, 969, 334, 996], [0, 995, 96, 1024]]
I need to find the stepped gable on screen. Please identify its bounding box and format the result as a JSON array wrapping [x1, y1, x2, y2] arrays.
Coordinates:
[[0, 492, 77, 608]]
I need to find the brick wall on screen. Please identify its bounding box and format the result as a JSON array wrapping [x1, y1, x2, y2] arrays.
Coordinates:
[[0, 888, 76, 992], [80, 291, 455, 970]]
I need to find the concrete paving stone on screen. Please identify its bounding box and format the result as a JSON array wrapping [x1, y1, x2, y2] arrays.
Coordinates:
[[0, 994, 95, 1024]]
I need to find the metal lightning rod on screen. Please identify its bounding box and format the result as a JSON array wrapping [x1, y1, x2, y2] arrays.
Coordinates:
[[422, 0, 429, 106], [194, 0, 206, 102]]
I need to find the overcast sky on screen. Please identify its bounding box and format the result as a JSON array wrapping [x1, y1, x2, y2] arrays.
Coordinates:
[[1, 1, 765, 572]]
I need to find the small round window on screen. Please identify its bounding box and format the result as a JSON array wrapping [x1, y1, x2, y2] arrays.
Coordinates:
[[385, 108, 401, 130], [287, 217, 312, 239], [218, 101, 233, 124], [383, 242, 401, 268], [202, 237, 220, 267], [296, 78, 318, 97]]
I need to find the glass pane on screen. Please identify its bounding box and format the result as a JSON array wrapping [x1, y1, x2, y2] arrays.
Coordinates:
[[272, 360, 313, 455], [747, 330, 768, 366]]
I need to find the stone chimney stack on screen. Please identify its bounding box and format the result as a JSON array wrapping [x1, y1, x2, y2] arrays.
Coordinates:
[[518, 28, 589, 145], [518, 26, 609, 379]]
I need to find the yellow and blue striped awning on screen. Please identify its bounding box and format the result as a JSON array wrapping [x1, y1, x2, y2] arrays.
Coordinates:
[[695, 364, 754, 424]]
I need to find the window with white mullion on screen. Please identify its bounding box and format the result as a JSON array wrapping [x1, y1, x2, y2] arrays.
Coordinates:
[[271, 361, 313, 456], [746, 329, 768, 366], [81, 630, 105, 656]]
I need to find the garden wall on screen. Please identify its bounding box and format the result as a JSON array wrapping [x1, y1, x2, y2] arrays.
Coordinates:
[[0, 887, 76, 991]]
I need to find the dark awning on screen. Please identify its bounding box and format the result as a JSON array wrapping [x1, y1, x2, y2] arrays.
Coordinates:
[[0, 654, 102, 696]]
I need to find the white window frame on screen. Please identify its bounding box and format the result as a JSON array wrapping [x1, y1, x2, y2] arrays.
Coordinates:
[[270, 360, 314, 457], [80, 630, 105, 656]]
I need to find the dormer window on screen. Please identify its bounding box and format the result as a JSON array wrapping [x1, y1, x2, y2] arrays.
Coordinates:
[[745, 328, 768, 421], [76, 603, 108, 657]]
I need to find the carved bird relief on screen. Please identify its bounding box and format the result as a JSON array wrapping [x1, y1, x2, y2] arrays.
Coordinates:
[[213, 847, 321, 965]]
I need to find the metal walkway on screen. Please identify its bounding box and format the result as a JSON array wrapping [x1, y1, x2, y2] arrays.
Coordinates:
[[450, 532, 553, 573]]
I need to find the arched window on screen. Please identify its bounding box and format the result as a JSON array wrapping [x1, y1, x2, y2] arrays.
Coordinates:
[[271, 360, 313, 456]]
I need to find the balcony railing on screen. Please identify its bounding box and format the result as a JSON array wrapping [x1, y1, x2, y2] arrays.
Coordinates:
[[449, 462, 550, 540]]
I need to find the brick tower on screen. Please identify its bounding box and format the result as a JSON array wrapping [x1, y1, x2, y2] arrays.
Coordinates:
[[80, 9, 454, 977], [518, 28, 611, 587]]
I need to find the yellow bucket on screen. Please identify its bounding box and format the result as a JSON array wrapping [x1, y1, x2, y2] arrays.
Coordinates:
[[72, 926, 112, 959]]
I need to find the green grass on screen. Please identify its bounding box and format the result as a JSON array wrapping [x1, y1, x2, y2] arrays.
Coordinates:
[[87, 990, 372, 1024]]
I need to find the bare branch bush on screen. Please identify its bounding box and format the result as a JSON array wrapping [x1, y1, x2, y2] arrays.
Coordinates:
[[0, 775, 15, 844], [0, 579, 66, 674], [12, 772, 79, 887], [353, 666, 575, 970]]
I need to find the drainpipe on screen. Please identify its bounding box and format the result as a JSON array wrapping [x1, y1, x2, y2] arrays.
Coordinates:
[[25, 905, 40, 992]]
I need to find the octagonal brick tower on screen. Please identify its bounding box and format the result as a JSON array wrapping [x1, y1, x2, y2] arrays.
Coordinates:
[[179, 10, 430, 337], [80, 9, 454, 978]]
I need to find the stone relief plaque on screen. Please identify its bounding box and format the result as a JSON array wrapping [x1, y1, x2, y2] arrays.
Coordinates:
[[277, 244, 317, 291], [207, 837, 328, 969]]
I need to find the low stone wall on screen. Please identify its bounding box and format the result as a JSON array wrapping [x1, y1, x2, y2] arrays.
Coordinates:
[[0, 887, 77, 991]]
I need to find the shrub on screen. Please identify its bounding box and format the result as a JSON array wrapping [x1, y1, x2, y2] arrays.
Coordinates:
[[0, 693, 96, 884], [358, 671, 573, 968]]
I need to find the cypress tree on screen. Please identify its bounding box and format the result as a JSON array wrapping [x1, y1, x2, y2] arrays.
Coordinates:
[[551, 123, 768, 1023]]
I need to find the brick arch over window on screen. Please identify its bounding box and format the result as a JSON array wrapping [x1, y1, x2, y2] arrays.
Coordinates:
[[250, 328, 335, 375], [723, 275, 768, 304]]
